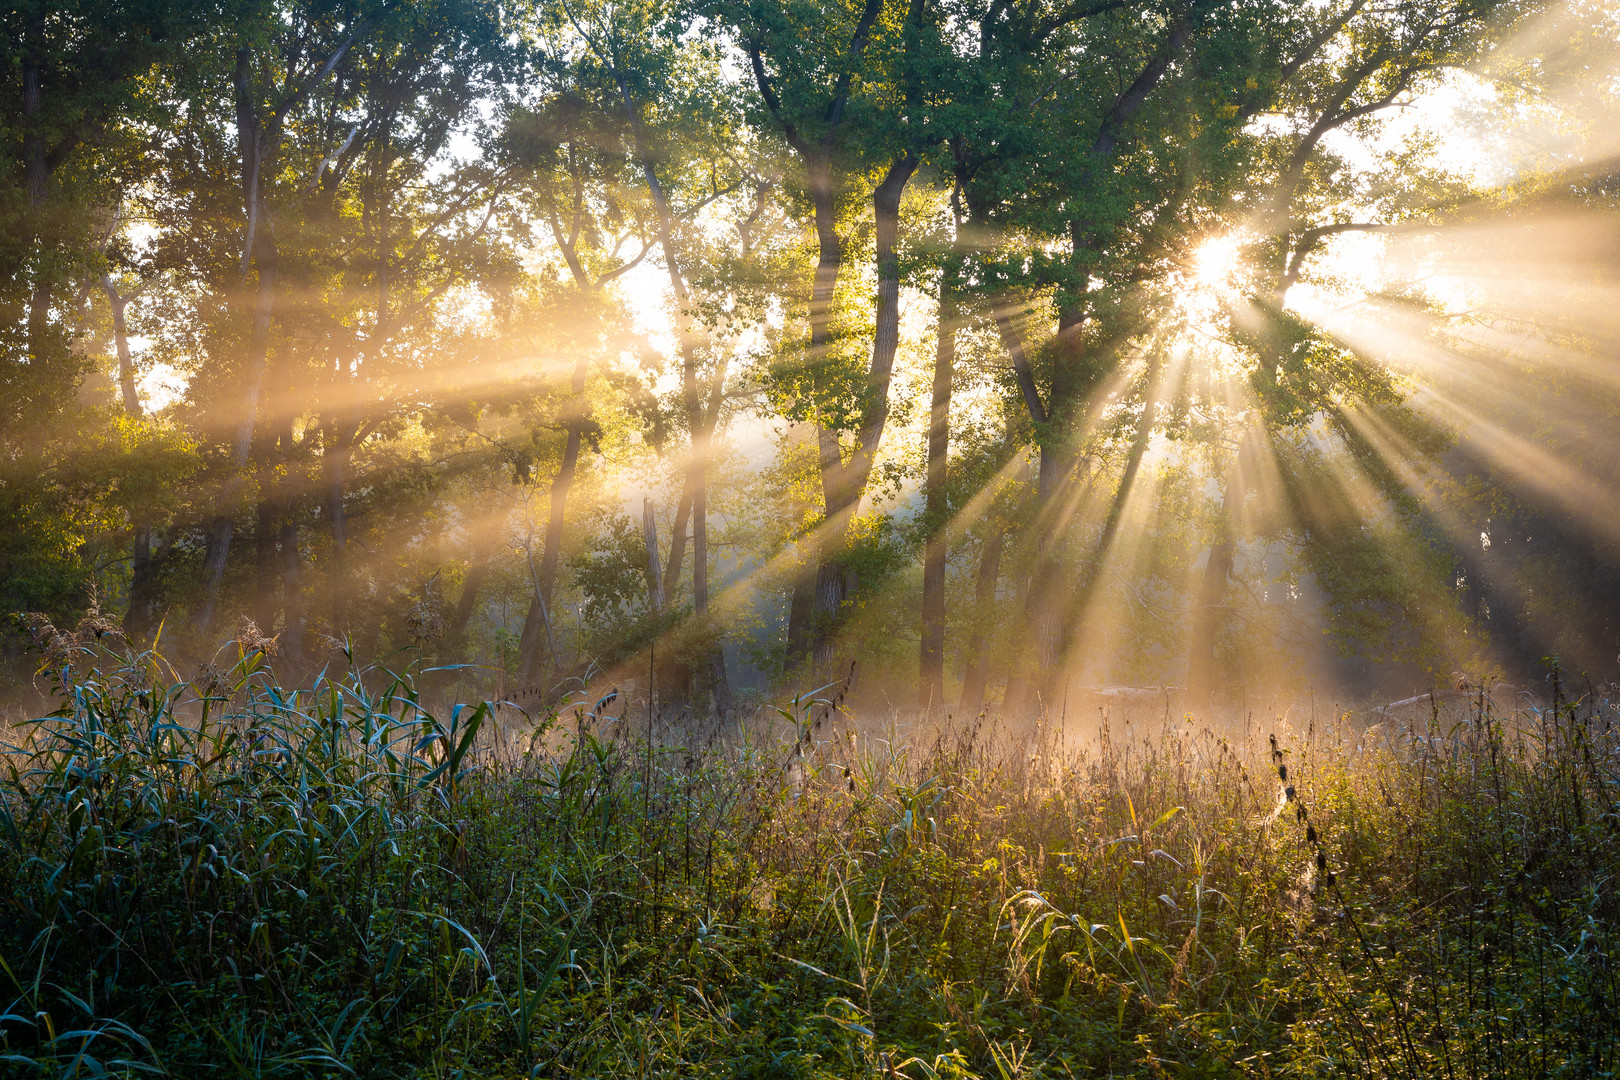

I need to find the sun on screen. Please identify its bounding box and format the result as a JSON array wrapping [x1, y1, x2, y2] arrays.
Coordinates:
[[1188, 233, 1244, 291]]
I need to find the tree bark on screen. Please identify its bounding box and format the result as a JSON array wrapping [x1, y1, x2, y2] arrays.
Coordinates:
[[22, 29, 45, 211], [107, 275, 161, 638], [811, 153, 917, 674], [1080, 372, 1159, 604], [324, 424, 353, 633], [763, 146, 849, 675], [992, 21, 1192, 709], [1188, 453, 1245, 701], [1018, 249, 1097, 694], [200, 50, 280, 634], [781, 415, 814, 674], [643, 497, 665, 613], [446, 546, 490, 640], [253, 476, 278, 633], [517, 353, 587, 683], [786, 572, 814, 676], [802, 152, 847, 675], [745, 3, 888, 679], [993, 304, 1072, 715], [958, 527, 1004, 714], [104, 276, 139, 413], [689, 369, 733, 713], [514, 570, 548, 688], [271, 398, 303, 664], [615, 62, 736, 712], [279, 507, 304, 665], [919, 260, 958, 711], [1027, 375, 1160, 690], [26, 278, 56, 374], [662, 489, 692, 602]]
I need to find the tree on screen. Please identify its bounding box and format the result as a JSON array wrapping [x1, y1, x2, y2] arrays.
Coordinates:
[[710, 0, 948, 677], [1184, 0, 1522, 697], [134, 0, 511, 659], [0, 0, 206, 665]]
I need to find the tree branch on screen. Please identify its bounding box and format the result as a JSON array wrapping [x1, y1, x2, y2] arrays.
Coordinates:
[[1285, 221, 1397, 285]]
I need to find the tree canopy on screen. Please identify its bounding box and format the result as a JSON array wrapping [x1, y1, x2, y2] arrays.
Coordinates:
[[4, 0, 1617, 712]]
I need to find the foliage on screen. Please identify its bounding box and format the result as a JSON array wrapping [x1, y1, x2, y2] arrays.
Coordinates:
[[2, 0, 1618, 715], [1, 635, 1616, 1076]]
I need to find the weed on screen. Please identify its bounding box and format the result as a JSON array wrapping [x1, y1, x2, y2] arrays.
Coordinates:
[[0, 638, 1616, 1077]]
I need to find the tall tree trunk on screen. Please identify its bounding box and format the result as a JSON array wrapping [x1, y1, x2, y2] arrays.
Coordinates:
[[805, 155, 843, 364], [691, 368, 735, 712], [1017, 279, 1094, 697], [657, 361, 735, 612], [991, 308, 1037, 715], [618, 67, 732, 711], [958, 527, 1004, 714], [643, 497, 665, 613], [991, 0, 1195, 695], [0, 20, 45, 291], [514, 574, 546, 688], [1012, 480, 1075, 712], [517, 354, 587, 683], [744, 6, 883, 667], [107, 275, 159, 638], [272, 403, 303, 663], [1188, 258, 1281, 702], [1094, 385, 1158, 569], [105, 276, 140, 413], [786, 573, 814, 676], [677, 322, 734, 711], [1076, 371, 1160, 623], [1032, 375, 1161, 690], [661, 489, 692, 601], [446, 545, 491, 640], [200, 52, 279, 633], [325, 426, 353, 634], [992, 304, 1068, 716], [796, 152, 846, 676], [745, 0, 897, 677], [279, 510, 303, 665], [1188, 454, 1245, 702], [253, 476, 278, 633], [693, 477, 734, 716], [811, 153, 917, 674], [919, 261, 958, 711], [128, 528, 157, 639], [0, 35, 42, 289], [782, 420, 819, 676], [26, 279, 55, 370]]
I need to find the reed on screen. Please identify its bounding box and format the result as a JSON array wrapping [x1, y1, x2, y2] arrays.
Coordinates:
[[1, 626, 1615, 1077]]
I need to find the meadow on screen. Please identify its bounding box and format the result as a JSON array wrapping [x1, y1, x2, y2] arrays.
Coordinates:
[[1, 622, 1616, 1078]]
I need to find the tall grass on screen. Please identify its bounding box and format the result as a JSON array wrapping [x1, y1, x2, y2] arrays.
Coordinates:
[[1, 622, 1616, 1077]]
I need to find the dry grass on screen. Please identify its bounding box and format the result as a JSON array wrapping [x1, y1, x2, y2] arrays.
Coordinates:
[[1, 633, 1616, 1077]]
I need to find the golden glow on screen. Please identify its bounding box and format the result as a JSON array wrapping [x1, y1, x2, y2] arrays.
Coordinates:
[[1188, 234, 1244, 292], [103, 33, 1620, 711]]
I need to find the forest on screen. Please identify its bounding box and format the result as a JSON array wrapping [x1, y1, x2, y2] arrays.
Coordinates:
[[2, 0, 1619, 1076]]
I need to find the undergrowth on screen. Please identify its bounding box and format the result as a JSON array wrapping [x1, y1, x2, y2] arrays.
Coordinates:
[[1, 624, 1617, 1077]]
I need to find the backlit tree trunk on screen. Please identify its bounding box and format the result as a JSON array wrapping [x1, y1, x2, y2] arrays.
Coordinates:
[[919, 259, 958, 711], [106, 274, 160, 638], [958, 527, 1004, 715], [200, 48, 280, 634], [517, 353, 587, 684], [1188, 452, 1245, 701], [616, 59, 734, 712], [324, 423, 354, 633], [811, 153, 917, 675]]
